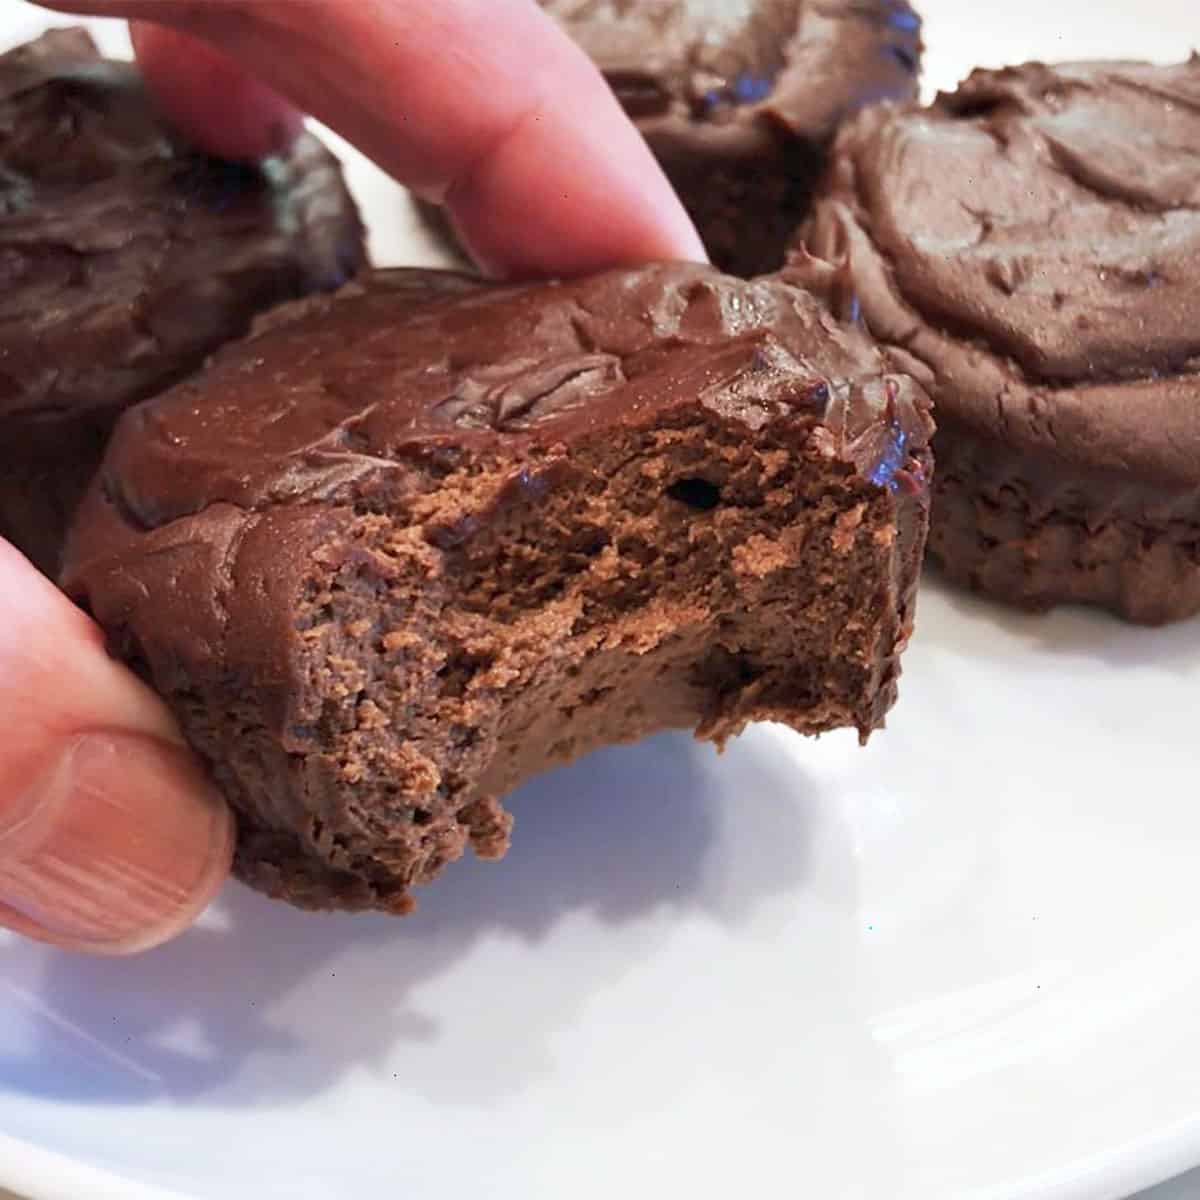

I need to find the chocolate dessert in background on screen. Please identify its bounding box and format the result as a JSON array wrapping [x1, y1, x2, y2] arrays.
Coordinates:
[[0, 28, 367, 576], [419, 0, 922, 277], [64, 264, 934, 914], [793, 57, 1200, 625]]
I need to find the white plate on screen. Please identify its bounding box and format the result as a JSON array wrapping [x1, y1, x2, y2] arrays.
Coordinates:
[[2, 4, 1199, 1199]]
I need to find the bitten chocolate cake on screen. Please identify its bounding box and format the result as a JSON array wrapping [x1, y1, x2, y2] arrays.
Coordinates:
[[0, 28, 366, 575], [420, 0, 921, 277], [65, 264, 933, 914], [794, 58, 1200, 624]]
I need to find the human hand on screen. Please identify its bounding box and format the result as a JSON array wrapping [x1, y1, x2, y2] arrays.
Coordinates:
[[0, 539, 233, 955], [5, 0, 704, 955], [38, 0, 706, 276]]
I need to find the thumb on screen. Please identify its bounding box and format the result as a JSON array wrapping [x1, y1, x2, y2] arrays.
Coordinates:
[[0, 540, 232, 955]]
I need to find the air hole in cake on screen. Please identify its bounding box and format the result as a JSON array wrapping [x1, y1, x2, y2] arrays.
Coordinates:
[[665, 477, 721, 511], [437, 650, 492, 698], [945, 96, 1005, 121]]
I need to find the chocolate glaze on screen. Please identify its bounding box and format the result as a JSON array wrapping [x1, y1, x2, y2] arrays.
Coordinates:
[[65, 264, 934, 912], [90, 267, 931, 525], [0, 28, 366, 573], [793, 58, 1200, 623]]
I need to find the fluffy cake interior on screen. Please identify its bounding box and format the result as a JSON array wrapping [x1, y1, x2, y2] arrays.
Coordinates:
[[219, 410, 908, 911]]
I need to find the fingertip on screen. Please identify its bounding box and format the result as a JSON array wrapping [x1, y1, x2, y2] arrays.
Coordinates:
[[0, 542, 233, 956], [130, 22, 303, 161], [0, 732, 235, 956], [0, 538, 179, 746], [431, 29, 709, 278], [443, 96, 708, 279]]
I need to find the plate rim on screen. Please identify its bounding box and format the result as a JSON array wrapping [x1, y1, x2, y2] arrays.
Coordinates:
[[1, 1116, 1198, 1200], [0, 1133, 188, 1200], [997, 1114, 1200, 1200]]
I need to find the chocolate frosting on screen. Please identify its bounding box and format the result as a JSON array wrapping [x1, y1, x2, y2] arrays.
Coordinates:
[[794, 57, 1200, 488], [544, 0, 921, 154], [0, 29, 366, 572], [79, 265, 931, 542], [536, 0, 921, 275], [0, 28, 365, 432]]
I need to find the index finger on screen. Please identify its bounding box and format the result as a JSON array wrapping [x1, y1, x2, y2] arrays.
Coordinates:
[[37, 0, 707, 277]]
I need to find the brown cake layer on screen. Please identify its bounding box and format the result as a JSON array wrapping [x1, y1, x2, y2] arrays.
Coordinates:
[[64, 264, 933, 914], [0, 28, 366, 575], [793, 58, 1200, 624]]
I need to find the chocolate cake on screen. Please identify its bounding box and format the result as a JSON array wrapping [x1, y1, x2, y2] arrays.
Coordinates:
[[793, 58, 1200, 624], [0, 28, 366, 575], [64, 264, 934, 913], [419, 0, 922, 277]]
